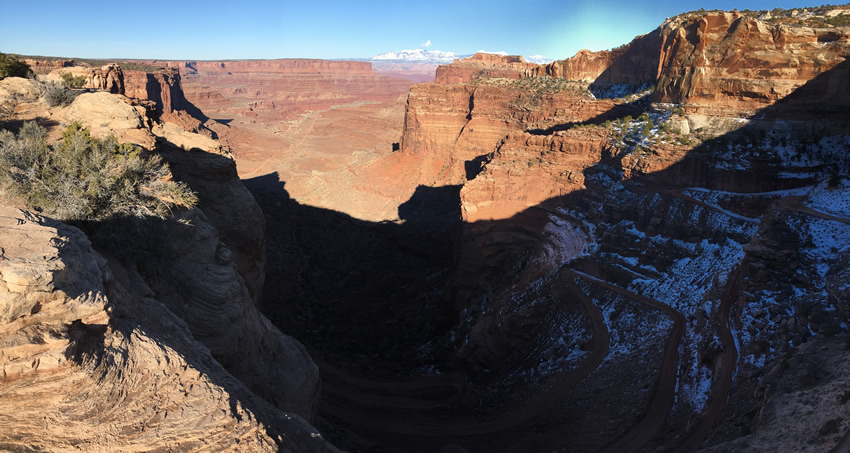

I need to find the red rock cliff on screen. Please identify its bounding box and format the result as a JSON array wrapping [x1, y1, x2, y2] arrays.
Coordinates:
[[155, 59, 413, 123], [436, 52, 540, 84], [655, 11, 850, 115]]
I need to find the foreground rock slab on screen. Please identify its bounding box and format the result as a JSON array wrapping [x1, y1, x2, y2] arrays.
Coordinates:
[[0, 205, 338, 452]]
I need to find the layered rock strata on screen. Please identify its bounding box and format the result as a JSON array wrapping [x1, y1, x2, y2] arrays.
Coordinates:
[[0, 206, 335, 452], [0, 76, 332, 448], [364, 7, 850, 452]]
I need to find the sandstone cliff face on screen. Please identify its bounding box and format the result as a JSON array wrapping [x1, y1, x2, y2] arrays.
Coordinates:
[[158, 59, 412, 122], [0, 79, 332, 447], [654, 11, 850, 130], [399, 76, 631, 185], [86, 65, 199, 123], [528, 30, 663, 86], [459, 129, 607, 222], [435, 52, 538, 84], [0, 206, 336, 452], [383, 8, 850, 452]]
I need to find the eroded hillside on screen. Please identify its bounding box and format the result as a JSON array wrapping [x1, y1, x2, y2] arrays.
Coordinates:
[[254, 7, 850, 453], [0, 72, 337, 451], [4, 4, 850, 453]]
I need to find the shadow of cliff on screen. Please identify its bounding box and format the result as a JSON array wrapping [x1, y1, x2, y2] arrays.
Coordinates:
[[587, 28, 662, 93], [526, 102, 648, 136], [243, 173, 461, 374], [240, 54, 850, 452], [429, 50, 850, 453]]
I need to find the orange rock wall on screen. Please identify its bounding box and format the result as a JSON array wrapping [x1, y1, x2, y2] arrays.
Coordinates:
[[655, 12, 850, 113], [159, 59, 413, 122]]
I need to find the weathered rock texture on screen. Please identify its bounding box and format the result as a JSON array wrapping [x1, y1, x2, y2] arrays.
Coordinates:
[[345, 7, 850, 453], [459, 128, 607, 222], [435, 52, 538, 84], [399, 66, 637, 185], [0, 206, 336, 452], [154, 59, 413, 123], [1, 77, 333, 448]]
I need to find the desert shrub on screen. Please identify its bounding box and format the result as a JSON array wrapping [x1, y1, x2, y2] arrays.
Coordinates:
[[0, 52, 31, 80], [60, 72, 87, 89], [826, 14, 850, 27], [0, 121, 197, 221], [43, 84, 78, 107]]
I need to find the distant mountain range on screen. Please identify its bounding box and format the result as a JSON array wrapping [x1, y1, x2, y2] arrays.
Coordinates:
[[371, 49, 554, 65]]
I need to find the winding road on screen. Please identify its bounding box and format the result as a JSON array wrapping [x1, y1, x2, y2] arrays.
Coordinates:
[[318, 267, 610, 437], [318, 265, 695, 452], [566, 270, 686, 453]]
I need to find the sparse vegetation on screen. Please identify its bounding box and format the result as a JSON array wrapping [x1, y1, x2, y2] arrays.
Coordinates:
[[60, 72, 87, 89], [43, 84, 78, 107], [0, 52, 32, 80], [0, 121, 197, 221], [474, 76, 592, 109], [825, 13, 850, 27]]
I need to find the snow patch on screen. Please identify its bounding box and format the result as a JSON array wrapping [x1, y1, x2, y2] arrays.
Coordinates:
[[805, 179, 850, 219]]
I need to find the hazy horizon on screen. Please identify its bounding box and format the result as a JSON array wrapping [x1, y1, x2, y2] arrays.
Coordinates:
[[1, 0, 841, 61]]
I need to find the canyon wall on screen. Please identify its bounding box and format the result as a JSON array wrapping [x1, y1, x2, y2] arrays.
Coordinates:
[[399, 62, 640, 185], [435, 52, 538, 84], [373, 8, 850, 452], [150, 58, 413, 122], [0, 76, 334, 450], [654, 11, 850, 131], [0, 206, 335, 452]]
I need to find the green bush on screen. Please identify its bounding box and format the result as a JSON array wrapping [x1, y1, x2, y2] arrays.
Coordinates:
[[43, 84, 78, 107], [60, 72, 87, 89], [0, 53, 31, 80], [0, 121, 197, 221]]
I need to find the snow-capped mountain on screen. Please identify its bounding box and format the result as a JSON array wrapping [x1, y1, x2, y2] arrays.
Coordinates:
[[372, 49, 458, 64], [524, 54, 554, 64]]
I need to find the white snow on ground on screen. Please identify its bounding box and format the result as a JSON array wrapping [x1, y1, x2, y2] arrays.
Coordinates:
[[798, 217, 850, 269], [686, 186, 813, 197], [680, 358, 713, 411], [532, 314, 592, 378], [590, 83, 653, 100], [682, 189, 761, 224], [506, 275, 592, 385], [805, 179, 850, 219], [777, 171, 817, 178], [575, 280, 675, 364], [629, 236, 748, 316]]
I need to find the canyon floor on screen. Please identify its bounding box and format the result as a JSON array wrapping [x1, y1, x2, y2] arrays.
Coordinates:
[[3, 6, 850, 453]]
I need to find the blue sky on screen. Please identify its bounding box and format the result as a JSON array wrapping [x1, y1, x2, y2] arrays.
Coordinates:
[[0, 0, 836, 60]]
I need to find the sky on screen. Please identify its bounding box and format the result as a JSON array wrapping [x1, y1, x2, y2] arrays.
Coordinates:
[[0, 0, 839, 61]]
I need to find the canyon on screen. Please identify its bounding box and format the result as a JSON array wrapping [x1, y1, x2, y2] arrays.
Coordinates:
[[1, 4, 850, 453]]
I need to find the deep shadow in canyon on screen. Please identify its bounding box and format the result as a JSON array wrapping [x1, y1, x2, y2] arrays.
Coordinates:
[[243, 173, 461, 376], [245, 59, 850, 453]]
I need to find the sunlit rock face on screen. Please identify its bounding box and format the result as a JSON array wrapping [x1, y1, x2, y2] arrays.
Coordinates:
[[0, 206, 337, 453], [0, 81, 337, 451], [352, 8, 850, 452]]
